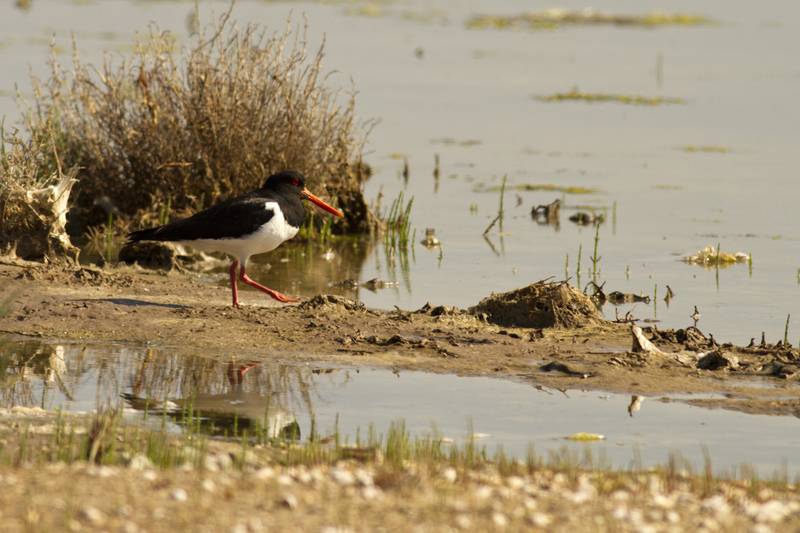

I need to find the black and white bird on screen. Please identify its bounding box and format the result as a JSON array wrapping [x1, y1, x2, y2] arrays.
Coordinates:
[[127, 171, 344, 307]]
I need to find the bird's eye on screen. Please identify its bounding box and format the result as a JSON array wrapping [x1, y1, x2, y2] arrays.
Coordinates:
[[292, 178, 301, 186]]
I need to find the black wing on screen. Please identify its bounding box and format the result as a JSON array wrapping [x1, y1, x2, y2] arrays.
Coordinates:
[[128, 194, 277, 243]]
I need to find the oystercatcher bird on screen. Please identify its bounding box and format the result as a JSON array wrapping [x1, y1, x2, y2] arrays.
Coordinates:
[[128, 171, 344, 307]]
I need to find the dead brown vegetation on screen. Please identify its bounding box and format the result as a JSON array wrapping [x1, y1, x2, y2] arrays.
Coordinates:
[[6, 4, 377, 236], [469, 279, 606, 329]]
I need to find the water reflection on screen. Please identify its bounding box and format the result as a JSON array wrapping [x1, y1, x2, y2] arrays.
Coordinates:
[[0, 338, 318, 441], [3, 337, 800, 477], [0, 338, 70, 407], [122, 360, 300, 439]]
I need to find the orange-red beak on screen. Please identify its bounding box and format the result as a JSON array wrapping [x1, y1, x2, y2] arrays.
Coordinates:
[[302, 188, 344, 218]]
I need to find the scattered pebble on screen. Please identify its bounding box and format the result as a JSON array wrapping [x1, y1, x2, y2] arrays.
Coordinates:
[[529, 512, 552, 528], [128, 454, 154, 471], [281, 492, 298, 510], [361, 486, 383, 500], [330, 468, 356, 486], [701, 495, 730, 517], [80, 505, 105, 526], [747, 499, 794, 523], [170, 488, 188, 502], [492, 511, 508, 528], [506, 476, 524, 490], [472, 485, 493, 501], [455, 514, 472, 529], [253, 466, 275, 481], [441, 467, 457, 483], [115, 504, 133, 517]]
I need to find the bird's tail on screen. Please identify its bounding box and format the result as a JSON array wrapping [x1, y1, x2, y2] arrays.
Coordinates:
[[127, 227, 162, 244]]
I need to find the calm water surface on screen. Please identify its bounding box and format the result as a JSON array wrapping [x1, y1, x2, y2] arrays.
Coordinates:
[[2, 0, 800, 344], [3, 337, 800, 477]]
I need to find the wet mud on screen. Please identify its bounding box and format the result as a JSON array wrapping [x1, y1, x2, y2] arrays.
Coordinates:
[[1, 261, 799, 418]]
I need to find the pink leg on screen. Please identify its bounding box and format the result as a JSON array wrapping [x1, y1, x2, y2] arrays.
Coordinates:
[[226, 360, 264, 385], [239, 264, 299, 303], [229, 261, 241, 307]]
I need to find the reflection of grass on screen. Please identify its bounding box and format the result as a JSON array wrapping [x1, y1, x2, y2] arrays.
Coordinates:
[[535, 89, 686, 106], [481, 183, 600, 195], [680, 145, 730, 153], [468, 10, 712, 31]]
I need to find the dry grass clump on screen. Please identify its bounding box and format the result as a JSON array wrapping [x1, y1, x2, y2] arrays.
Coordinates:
[[0, 123, 79, 262], [469, 279, 606, 329], [10, 4, 377, 235]]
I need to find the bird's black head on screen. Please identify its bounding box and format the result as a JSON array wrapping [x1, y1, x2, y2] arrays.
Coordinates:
[[262, 171, 307, 192], [262, 170, 344, 218]]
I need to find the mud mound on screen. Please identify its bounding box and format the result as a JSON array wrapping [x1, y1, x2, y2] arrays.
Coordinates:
[[468, 280, 605, 329], [299, 295, 364, 312]]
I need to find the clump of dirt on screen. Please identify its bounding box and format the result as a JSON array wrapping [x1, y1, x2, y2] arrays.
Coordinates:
[[0, 170, 79, 263], [299, 294, 366, 312], [468, 279, 605, 328]]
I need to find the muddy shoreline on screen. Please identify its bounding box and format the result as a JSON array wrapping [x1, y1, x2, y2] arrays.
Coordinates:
[[2, 261, 799, 417]]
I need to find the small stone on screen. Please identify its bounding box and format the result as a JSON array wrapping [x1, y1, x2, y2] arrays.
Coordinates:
[[294, 469, 313, 485], [750, 525, 776, 533], [611, 490, 630, 501], [170, 488, 188, 502], [652, 494, 674, 509], [506, 476, 525, 490], [748, 500, 792, 523], [87, 466, 116, 478], [523, 497, 537, 510], [247, 517, 264, 531], [611, 507, 628, 520], [128, 454, 154, 471], [330, 468, 356, 486], [627, 509, 644, 525], [277, 474, 293, 486], [281, 492, 298, 510], [116, 504, 133, 517], [441, 467, 457, 483], [201, 479, 216, 493], [492, 511, 508, 528], [354, 468, 374, 486], [451, 499, 469, 512], [455, 514, 472, 529], [701, 495, 730, 517], [473, 485, 493, 501], [80, 505, 105, 526], [529, 512, 551, 528], [121, 521, 139, 533], [253, 466, 275, 481], [361, 486, 383, 500]]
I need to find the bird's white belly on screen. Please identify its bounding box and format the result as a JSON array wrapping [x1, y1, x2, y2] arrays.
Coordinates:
[[180, 212, 300, 264]]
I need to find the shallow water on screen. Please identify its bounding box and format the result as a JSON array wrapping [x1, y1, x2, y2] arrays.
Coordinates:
[[2, 337, 800, 477], [3, 1, 800, 345]]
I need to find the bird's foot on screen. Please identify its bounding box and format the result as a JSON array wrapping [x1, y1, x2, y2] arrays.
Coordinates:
[[269, 292, 299, 303]]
